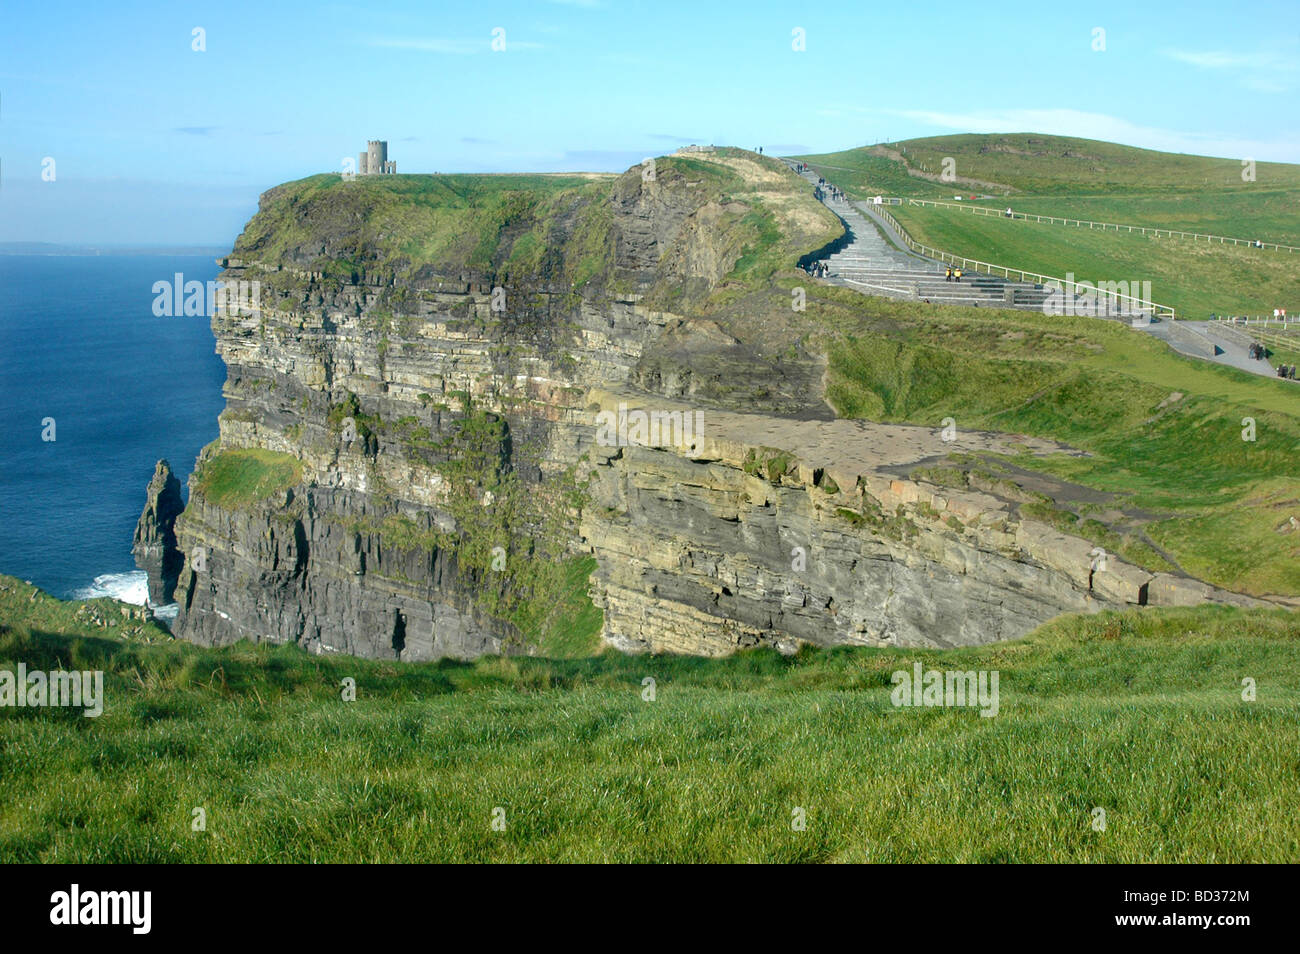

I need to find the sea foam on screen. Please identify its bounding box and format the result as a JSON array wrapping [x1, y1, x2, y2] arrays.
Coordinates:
[[74, 571, 149, 605]]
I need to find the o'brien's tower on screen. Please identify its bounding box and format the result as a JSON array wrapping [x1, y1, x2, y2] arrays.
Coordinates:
[[358, 140, 397, 175]]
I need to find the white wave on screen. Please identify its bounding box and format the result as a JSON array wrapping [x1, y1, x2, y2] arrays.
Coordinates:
[[74, 571, 149, 605], [153, 603, 180, 621]]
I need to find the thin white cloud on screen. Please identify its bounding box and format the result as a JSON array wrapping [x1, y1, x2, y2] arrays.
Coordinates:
[[1159, 48, 1295, 93], [365, 36, 543, 54], [1164, 50, 1252, 69], [1161, 49, 1294, 71], [367, 36, 479, 54]]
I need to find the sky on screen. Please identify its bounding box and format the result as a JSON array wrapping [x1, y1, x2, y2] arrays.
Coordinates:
[[1, 0, 1297, 246]]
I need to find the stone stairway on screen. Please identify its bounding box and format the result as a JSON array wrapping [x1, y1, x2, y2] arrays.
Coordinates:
[[788, 161, 1094, 313]]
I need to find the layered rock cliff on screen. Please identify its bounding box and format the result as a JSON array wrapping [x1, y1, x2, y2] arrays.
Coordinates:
[[147, 149, 1261, 661]]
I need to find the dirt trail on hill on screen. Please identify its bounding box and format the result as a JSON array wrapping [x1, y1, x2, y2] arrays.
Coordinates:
[[867, 145, 1016, 194]]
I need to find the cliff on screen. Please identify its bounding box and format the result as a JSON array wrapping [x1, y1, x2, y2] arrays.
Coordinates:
[[145, 149, 1274, 662]]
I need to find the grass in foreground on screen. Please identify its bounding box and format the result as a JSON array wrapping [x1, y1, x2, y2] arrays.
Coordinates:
[[1, 576, 1297, 863]]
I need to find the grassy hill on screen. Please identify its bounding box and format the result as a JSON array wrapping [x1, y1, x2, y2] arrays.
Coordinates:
[[2, 575, 1298, 863], [794, 134, 1300, 316], [797, 134, 1300, 198]]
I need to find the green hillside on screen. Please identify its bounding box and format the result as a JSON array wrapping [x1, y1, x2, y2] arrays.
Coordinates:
[[2, 576, 1298, 863], [797, 134, 1300, 197]]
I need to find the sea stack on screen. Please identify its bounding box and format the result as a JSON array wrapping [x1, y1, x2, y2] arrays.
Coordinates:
[[132, 459, 184, 604]]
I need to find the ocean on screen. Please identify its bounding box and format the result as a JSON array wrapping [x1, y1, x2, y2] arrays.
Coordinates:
[[0, 254, 227, 604]]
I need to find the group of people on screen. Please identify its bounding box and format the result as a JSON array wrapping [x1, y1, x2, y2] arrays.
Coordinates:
[[813, 179, 846, 203], [805, 261, 831, 278], [944, 266, 964, 282], [1246, 343, 1296, 379]]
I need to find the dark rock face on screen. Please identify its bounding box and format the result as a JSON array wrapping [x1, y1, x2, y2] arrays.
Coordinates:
[[173, 486, 522, 661], [132, 459, 184, 604]]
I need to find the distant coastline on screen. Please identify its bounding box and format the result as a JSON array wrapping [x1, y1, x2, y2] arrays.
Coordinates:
[[0, 242, 228, 257]]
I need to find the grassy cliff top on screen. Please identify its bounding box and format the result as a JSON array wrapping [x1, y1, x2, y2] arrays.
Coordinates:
[[233, 169, 618, 285], [229, 150, 841, 299]]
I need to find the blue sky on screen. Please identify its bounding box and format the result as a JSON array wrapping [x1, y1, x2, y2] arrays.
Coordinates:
[[2, 0, 1297, 245]]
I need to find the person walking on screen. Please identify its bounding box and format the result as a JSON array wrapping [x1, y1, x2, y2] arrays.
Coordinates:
[[954, 268, 963, 283], [945, 267, 952, 282]]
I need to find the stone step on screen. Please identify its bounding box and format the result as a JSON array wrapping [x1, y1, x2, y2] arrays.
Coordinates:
[[790, 162, 1067, 309]]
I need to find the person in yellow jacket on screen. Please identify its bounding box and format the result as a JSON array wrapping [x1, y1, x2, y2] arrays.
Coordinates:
[[954, 268, 963, 282]]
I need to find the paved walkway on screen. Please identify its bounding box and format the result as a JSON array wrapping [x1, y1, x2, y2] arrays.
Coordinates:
[[1147, 320, 1298, 380]]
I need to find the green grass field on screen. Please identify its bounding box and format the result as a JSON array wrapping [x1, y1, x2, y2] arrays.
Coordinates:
[[2, 576, 1297, 863], [964, 191, 1300, 248], [885, 203, 1296, 317], [787, 139, 1299, 596]]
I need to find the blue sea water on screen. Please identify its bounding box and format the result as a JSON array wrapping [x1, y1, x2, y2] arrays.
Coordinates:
[[0, 255, 227, 602]]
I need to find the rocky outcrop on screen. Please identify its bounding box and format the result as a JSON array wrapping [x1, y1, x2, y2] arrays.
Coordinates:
[[577, 391, 1259, 654], [174, 482, 519, 660], [132, 459, 184, 604]]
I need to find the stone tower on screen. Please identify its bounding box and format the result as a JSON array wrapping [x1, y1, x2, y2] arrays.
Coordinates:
[[356, 140, 396, 175]]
